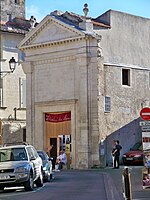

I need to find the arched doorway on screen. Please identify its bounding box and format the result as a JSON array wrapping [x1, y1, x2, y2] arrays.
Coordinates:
[[45, 111, 71, 169]]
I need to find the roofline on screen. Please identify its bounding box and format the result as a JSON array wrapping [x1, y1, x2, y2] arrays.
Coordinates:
[[92, 20, 111, 28], [103, 9, 150, 20], [0, 29, 26, 35], [18, 15, 86, 49]]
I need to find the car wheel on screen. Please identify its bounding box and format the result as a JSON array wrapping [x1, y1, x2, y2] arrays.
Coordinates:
[[35, 170, 43, 187], [24, 172, 34, 191], [45, 171, 51, 182], [50, 173, 53, 180]]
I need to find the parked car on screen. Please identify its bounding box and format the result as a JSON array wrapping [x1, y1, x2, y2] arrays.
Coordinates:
[[37, 150, 53, 182], [122, 142, 143, 165], [0, 143, 43, 191]]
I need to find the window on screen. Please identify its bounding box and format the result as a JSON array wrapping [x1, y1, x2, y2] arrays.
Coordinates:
[[23, 128, 26, 142], [105, 96, 111, 112], [26, 147, 35, 160], [15, 0, 19, 4], [0, 88, 3, 107], [122, 69, 130, 86], [19, 78, 26, 108], [15, 0, 24, 5], [32, 147, 39, 158], [149, 72, 150, 88], [18, 51, 25, 61], [7, 14, 11, 21]]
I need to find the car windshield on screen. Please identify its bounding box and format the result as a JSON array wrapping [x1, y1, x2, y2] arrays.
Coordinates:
[[0, 148, 28, 162], [130, 143, 142, 151]]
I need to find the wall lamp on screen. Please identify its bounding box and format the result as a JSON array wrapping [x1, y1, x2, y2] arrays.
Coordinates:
[[0, 57, 17, 75]]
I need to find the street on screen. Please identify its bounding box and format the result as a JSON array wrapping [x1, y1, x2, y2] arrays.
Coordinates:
[[0, 170, 115, 200]]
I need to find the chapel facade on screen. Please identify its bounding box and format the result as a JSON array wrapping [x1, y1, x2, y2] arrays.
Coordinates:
[[18, 6, 150, 168]]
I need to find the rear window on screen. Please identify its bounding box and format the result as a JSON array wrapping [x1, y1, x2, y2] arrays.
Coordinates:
[[130, 143, 142, 151], [37, 151, 45, 160]]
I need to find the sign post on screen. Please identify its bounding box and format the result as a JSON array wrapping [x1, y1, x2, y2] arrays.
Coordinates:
[[140, 107, 150, 189]]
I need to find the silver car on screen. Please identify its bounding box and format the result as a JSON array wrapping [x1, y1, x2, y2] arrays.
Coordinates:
[[0, 143, 43, 191]]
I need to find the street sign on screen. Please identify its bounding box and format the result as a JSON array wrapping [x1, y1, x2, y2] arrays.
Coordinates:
[[140, 107, 150, 121], [140, 121, 150, 126], [141, 126, 150, 131]]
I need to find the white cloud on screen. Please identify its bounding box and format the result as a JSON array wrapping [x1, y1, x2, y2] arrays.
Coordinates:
[[26, 5, 44, 22]]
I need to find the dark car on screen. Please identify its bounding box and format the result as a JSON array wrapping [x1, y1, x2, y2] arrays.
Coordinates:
[[37, 150, 53, 182], [122, 142, 143, 165]]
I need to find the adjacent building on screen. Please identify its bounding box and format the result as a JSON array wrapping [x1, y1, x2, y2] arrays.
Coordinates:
[[18, 5, 150, 169], [0, 0, 29, 144]]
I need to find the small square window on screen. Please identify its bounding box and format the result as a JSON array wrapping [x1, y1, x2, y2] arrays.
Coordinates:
[[7, 14, 11, 22], [122, 69, 130, 86], [15, 0, 19, 4]]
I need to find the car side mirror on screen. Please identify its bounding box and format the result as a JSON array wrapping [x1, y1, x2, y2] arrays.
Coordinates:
[[30, 156, 36, 161], [49, 157, 53, 161]]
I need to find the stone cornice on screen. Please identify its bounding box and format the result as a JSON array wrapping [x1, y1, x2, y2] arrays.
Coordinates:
[[34, 55, 76, 65], [34, 99, 78, 107], [20, 36, 85, 51]]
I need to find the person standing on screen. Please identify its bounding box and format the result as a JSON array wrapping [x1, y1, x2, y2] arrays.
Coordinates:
[[113, 140, 122, 169]]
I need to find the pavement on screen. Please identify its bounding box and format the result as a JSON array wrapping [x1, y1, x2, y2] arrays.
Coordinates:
[[101, 165, 150, 200]]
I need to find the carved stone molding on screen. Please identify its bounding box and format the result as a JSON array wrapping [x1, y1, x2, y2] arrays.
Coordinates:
[[21, 37, 84, 51], [34, 55, 76, 65]]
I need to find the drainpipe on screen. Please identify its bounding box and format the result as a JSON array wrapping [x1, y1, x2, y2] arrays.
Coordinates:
[[14, 107, 17, 120]]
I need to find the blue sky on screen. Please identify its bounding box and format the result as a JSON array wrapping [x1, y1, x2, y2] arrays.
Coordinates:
[[26, 0, 150, 22]]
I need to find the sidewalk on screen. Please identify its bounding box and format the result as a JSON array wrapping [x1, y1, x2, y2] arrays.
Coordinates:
[[102, 166, 150, 200]]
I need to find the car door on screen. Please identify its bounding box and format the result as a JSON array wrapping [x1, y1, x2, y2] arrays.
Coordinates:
[[31, 147, 43, 178]]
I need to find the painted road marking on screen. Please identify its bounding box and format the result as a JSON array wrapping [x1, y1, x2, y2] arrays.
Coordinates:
[[0, 185, 45, 198]]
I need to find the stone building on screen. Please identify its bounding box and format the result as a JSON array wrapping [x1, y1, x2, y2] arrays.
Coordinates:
[[18, 5, 150, 168], [0, 0, 30, 144]]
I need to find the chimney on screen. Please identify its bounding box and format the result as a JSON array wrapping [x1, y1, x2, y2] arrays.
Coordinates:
[[79, 4, 93, 32]]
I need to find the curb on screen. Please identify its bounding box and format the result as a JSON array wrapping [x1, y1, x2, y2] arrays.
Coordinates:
[[103, 172, 124, 200]]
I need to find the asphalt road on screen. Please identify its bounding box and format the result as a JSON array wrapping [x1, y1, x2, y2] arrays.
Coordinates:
[[0, 170, 109, 200]]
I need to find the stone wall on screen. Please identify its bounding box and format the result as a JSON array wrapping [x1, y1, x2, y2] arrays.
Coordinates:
[[0, 0, 25, 22], [95, 10, 150, 164]]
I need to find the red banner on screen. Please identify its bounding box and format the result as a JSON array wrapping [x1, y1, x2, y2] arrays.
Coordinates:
[[45, 112, 71, 123]]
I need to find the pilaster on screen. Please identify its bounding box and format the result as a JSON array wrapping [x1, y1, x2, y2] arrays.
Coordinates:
[[21, 61, 34, 144]]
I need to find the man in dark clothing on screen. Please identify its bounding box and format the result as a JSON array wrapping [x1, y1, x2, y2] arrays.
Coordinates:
[[112, 140, 122, 168]]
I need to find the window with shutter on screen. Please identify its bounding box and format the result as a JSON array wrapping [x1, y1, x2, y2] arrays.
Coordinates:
[[105, 96, 111, 113]]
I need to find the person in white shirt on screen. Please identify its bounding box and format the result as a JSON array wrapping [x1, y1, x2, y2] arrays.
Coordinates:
[[57, 150, 67, 170]]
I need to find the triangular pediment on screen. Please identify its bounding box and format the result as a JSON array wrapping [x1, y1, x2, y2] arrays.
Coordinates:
[[18, 15, 85, 49]]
